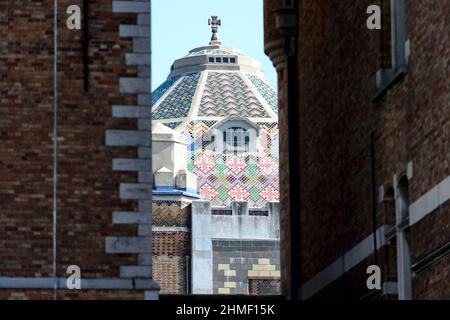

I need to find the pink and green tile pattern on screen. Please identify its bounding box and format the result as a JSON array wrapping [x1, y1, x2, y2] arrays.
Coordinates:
[[183, 121, 279, 207]]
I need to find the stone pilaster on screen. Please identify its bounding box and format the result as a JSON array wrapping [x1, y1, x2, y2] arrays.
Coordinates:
[[106, 0, 159, 300]]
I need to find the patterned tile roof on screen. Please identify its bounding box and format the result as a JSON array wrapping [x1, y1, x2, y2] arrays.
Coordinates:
[[183, 120, 280, 207], [198, 72, 270, 118], [153, 73, 200, 120], [152, 75, 180, 104], [151, 42, 278, 125], [152, 71, 277, 122], [246, 74, 278, 113], [151, 46, 279, 207], [163, 122, 183, 129]]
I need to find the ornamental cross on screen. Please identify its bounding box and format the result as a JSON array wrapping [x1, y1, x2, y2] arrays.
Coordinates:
[[208, 15, 222, 44]]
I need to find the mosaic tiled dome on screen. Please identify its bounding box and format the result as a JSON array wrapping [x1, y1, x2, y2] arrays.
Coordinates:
[[152, 41, 279, 207]]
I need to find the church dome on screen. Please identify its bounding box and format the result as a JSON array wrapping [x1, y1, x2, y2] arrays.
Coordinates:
[[151, 44, 278, 128], [152, 17, 279, 207]]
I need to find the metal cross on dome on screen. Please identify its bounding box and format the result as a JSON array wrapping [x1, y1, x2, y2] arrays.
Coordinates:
[[208, 15, 222, 44]]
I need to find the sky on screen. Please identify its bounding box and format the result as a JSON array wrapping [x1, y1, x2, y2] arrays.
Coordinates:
[[152, 0, 277, 90]]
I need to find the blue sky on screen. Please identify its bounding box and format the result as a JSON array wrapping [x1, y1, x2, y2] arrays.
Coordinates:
[[152, 0, 277, 90]]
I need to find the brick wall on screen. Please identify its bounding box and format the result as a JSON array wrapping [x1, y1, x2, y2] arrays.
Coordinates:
[[263, 0, 290, 295], [0, 289, 145, 300], [152, 199, 192, 294], [264, 0, 450, 299], [153, 200, 191, 227], [212, 240, 280, 295], [413, 252, 450, 299], [0, 0, 154, 299], [153, 255, 187, 295], [248, 278, 281, 296]]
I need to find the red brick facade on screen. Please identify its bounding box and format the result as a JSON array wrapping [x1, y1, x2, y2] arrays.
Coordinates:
[[249, 278, 281, 296], [152, 230, 190, 294], [264, 0, 450, 299], [0, 1, 155, 299], [264, 0, 291, 296], [153, 255, 187, 295], [0, 289, 145, 300], [152, 200, 192, 295]]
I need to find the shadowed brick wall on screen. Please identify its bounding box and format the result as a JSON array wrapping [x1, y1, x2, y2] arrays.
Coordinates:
[[264, 0, 290, 296], [264, 0, 450, 299]]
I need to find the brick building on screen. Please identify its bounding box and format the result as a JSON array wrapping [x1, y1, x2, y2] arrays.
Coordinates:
[[264, 0, 450, 299], [0, 2, 281, 298], [0, 1, 159, 299]]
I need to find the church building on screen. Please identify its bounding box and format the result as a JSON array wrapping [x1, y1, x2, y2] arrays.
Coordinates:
[[152, 16, 280, 208], [150, 17, 281, 295]]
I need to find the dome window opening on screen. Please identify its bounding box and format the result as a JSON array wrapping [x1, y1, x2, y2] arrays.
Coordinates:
[[215, 57, 222, 63], [223, 57, 229, 63], [208, 57, 214, 63], [224, 127, 251, 155]]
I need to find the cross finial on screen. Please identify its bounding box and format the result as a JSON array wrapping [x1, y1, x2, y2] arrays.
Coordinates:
[[208, 15, 222, 44]]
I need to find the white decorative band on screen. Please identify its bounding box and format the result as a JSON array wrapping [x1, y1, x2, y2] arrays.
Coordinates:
[[300, 225, 391, 299], [300, 175, 450, 299], [153, 226, 191, 233], [0, 277, 159, 290], [409, 175, 450, 226]]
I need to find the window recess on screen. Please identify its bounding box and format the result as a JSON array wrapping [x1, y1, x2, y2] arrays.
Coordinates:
[[374, 0, 410, 101]]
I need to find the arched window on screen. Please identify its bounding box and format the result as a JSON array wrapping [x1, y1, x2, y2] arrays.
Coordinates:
[[223, 127, 250, 154], [203, 117, 259, 154], [382, 185, 399, 287], [397, 176, 410, 221], [383, 186, 396, 226], [396, 175, 412, 300]]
